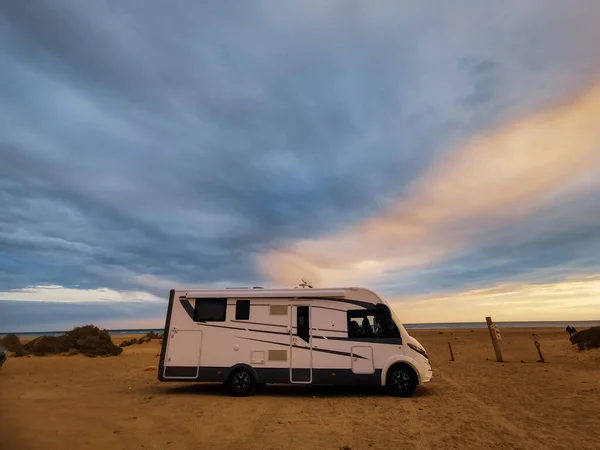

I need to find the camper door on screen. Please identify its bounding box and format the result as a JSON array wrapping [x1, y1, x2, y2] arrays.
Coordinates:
[[163, 329, 203, 379], [290, 305, 312, 383]]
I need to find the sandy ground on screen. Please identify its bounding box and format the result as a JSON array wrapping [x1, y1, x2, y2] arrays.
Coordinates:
[[1, 328, 599, 450]]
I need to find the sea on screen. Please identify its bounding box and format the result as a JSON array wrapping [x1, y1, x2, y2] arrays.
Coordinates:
[[3, 320, 599, 336]]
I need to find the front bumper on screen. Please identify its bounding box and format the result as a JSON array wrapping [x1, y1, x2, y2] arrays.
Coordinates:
[[421, 365, 433, 384]]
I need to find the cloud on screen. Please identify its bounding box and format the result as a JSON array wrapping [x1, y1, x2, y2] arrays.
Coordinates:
[[391, 275, 600, 323], [0, 299, 166, 333], [1, 1, 600, 328], [0, 285, 162, 303], [260, 83, 600, 286]]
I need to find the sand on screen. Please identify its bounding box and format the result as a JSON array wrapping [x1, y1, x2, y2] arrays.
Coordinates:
[[1, 328, 599, 450]]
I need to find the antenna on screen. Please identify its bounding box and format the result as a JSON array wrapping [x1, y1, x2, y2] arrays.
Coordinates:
[[297, 278, 313, 289]]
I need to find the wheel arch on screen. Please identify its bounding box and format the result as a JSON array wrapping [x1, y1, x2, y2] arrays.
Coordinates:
[[381, 359, 421, 386]]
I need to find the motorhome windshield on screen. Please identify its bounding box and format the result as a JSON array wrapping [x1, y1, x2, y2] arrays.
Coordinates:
[[386, 305, 408, 334]]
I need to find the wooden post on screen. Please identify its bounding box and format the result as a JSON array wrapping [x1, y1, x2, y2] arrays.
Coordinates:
[[448, 341, 455, 361], [486, 316, 504, 362], [534, 341, 545, 363]]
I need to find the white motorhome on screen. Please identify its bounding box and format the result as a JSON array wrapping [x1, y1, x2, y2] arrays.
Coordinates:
[[158, 287, 432, 397]]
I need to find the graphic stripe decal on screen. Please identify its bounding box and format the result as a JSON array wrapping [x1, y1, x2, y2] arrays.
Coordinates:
[[238, 336, 368, 360], [311, 305, 348, 312], [179, 299, 399, 345], [303, 297, 375, 309], [158, 290, 176, 379], [326, 336, 402, 344], [231, 319, 347, 334], [180, 296, 377, 324], [200, 322, 289, 337], [230, 320, 287, 328], [179, 299, 195, 319], [189, 320, 401, 345]]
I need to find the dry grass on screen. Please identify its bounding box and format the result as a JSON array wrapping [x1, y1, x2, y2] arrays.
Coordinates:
[[119, 331, 162, 347]]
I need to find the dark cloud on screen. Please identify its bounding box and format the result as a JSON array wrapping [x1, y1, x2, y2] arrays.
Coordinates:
[[1, 0, 600, 325], [459, 57, 500, 107], [0, 300, 166, 333]]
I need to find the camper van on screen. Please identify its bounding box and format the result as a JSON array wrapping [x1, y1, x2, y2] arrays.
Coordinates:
[[158, 287, 432, 397]]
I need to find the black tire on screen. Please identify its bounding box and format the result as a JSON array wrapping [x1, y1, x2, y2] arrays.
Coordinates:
[[227, 368, 257, 397], [386, 365, 418, 398]]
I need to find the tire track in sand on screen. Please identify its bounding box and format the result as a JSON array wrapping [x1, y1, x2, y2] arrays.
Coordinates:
[[225, 395, 287, 450], [438, 372, 540, 449]]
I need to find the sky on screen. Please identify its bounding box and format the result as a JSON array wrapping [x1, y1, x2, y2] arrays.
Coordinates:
[[1, 1, 600, 331]]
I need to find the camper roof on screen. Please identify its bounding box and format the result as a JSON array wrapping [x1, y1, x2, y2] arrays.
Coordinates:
[[176, 287, 387, 305], [178, 288, 347, 299]]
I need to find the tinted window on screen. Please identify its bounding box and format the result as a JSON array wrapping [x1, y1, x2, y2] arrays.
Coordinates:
[[235, 300, 250, 320], [347, 310, 399, 338], [297, 306, 310, 343], [194, 298, 227, 322]]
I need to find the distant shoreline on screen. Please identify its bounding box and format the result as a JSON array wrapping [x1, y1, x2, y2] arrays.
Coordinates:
[[2, 320, 598, 336]]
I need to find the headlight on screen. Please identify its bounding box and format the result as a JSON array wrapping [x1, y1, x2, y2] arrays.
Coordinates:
[[408, 343, 428, 360]]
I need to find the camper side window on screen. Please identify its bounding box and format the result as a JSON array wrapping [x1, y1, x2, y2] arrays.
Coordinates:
[[194, 298, 227, 322], [235, 300, 250, 320], [347, 310, 399, 339]]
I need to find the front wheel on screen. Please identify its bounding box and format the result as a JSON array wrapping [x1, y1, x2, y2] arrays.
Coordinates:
[[227, 369, 257, 397], [386, 365, 418, 398]]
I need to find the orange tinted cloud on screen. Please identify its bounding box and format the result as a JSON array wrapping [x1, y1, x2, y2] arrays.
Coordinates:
[[260, 83, 600, 286], [391, 275, 600, 323]]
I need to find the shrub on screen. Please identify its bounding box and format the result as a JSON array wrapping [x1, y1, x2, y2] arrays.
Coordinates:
[[64, 325, 122, 357], [13, 347, 28, 357], [1, 334, 25, 353], [137, 331, 163, 344], [570, 327, 600, 350], [21, 325, 122, 357], [120, 338, 138, 347], [24, 336, 64, 356]]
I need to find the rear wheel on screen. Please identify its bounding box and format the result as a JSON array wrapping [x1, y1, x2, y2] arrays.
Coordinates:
[[227, 368, 257, 397], [386, 365, 418, 398]]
